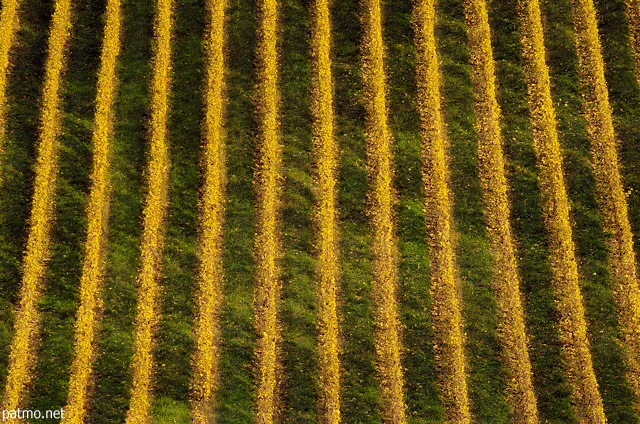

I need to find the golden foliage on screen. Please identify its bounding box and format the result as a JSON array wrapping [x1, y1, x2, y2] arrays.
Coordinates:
[[0, 0, 20, 159], [63, 0, 122, 422], [124, 0, 173, 422], [463, 0, 538, 422], [362, 0, 406, 422], [571, 0, 640, 413], [310, 0, 341, 423], [413, 1, 470, 422], [0, 0, 72, 418], [310, 0, 341, 422], [253, 0, 283, 422], [518, 0, 606, 421], [190, 0, 227, 422], [624, 0, 640, 83]]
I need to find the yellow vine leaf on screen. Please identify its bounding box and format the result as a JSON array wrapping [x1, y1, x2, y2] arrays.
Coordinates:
[[519, 0, 606, 421], [413, 0, 470, 422], [463, 0, 539, 421], [124, 0, 173, 422]]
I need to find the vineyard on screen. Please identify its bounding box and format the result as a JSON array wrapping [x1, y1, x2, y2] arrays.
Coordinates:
[[4, 0, 640, 422]]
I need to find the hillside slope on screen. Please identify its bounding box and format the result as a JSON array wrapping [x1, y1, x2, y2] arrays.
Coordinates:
[[1, 0, 640, 422]]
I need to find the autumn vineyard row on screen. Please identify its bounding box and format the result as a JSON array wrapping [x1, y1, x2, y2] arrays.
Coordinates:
[[1, 0, 640, 422]]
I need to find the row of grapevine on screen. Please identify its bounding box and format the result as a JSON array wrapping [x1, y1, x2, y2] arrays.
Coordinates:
[[0, 0, 20, 163], [310, 0, 341, 422], [519, 0, 607, 421], [124, 0, 174, 422], [572, 0, 640, 415], [253, 0, 283, 421], [63, 0, 123, 422], [625, 0, 640, 84], [463, 0, 538, 421], [362, 0, 407, 422], [413, 0, 470, 422], [189, 0, 228, 422], [0, 0, 73, 421]]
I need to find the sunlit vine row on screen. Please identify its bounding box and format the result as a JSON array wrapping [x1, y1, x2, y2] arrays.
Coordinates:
[[310, 0, 341, 422], [571, 0, 640, 413], [463, 0, 538, 421], [0, 0, 73, 419], [518, 0, 606, 421], [413, 0, 470, 422], [361, 0, 407, 422], [253, 0, 283, 422], [124, 0, 174, 422], [624, 0, 640, 83], [189, 0, 227, 422], [0, 0, 20, 161], [63, 0, 122, 422]]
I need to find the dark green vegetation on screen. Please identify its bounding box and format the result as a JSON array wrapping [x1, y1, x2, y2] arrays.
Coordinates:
[[1, 0, 640, 422]]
